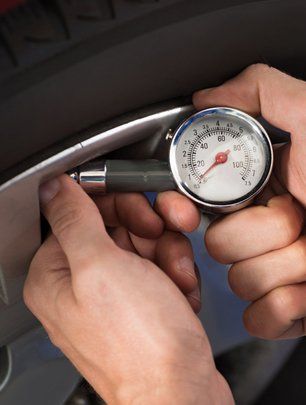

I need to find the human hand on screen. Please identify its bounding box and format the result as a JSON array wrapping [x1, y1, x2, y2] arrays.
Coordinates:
[[193, 64, 306, 339], [93, 188, 202, 313], [24, 176, 233, 404]]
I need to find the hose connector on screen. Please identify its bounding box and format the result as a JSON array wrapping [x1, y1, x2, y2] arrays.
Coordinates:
[[70, 160, 175, 194], [70, 160, 107, 194]]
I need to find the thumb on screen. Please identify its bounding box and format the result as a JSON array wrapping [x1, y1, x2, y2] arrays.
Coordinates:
[[39, 175, 117, 270], [193, 64, 306, 206], [193, 63, 306, 137]]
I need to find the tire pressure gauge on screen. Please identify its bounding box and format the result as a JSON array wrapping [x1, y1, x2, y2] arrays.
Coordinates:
[[71, 107, 274, 214], [169, 107, 273, 213]]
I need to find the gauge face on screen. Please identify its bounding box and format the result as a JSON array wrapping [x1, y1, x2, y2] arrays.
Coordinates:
[[169, 108, 273, 212]]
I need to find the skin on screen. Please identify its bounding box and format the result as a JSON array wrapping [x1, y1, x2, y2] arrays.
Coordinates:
[[23, 64, 306, 403], [24, 176, 233, 404], [193, 64, 306, 340]]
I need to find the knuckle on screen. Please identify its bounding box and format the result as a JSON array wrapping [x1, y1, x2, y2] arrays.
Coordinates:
[[172, 231, 190, 247], [77, 257, 101, 276], [270, 207, 300, 247], [245, 63, 271, 78], [271, 216, 291, 245], [292, 237, 306, 265], [164, 232, 192, 257], [52, 204, 86, 238], [205, 224, 229, 264], [204, 226, 216, 253], [73, 255, 109, 296], [266, 287, 294, 321], [245, 288, 295, 339], [243, 304, 277, 339], [243, 305, 267, 338], [48, 256, 69, 272], [47, 328, 64, 349], [243, 307, 259, 336], [228, 264, 241, 293], [228, 264, 249, 300]]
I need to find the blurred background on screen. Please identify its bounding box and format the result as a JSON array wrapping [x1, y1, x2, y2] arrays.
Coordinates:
[[0, 1, 306, 404]]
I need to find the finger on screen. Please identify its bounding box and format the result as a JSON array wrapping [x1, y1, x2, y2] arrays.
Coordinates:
[[92, 193, 119, 227], [108, 226, 138, 254], [155, 231, 199, 295], [133, 230, 202, 313], [94, 193, 164, 239], [243, 283, 306, 339], [129, 233, 157, 261], [193, 63, 306, 134], [39, 175, 117, 269], [108, 229, 162, 263], [109, 228, 201, 313], [229, 235, 306, 301], [186, 293, 202, 314], [129, 230, 200, 296], [186, 264, 202, 314], [127, 231, 202, 313], [155, 191, 201, 232], [109, 227, 164, 262], [205, 194, 304, 264], [193, 64, 306, 207]]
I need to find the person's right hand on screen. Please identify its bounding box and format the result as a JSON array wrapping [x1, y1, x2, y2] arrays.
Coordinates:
[[193, 64, 306, 340], [23, 175, 233, 404]]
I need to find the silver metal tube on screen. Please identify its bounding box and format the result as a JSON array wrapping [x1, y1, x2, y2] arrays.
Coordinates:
[[72, 160, 107, 194]]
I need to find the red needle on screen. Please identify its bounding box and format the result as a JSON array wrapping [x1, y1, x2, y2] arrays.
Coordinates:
[[200, 149, 231, 179]]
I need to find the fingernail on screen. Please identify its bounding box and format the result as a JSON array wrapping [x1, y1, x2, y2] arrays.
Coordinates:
[[189, 286, 201, 301], [177, 257, 197, 281], [39, 178, 60, 205]]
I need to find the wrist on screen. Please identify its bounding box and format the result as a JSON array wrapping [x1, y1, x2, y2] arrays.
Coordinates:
[[116, 365, 234, 405], [115, 339, 216, 404], [116, 366, 208, 405]]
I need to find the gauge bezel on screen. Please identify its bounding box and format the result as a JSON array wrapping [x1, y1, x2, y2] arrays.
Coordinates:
[[169, 107, 274, 213]]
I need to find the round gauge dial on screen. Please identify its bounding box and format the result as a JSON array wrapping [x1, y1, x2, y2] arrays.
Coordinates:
[[169, 107, 273, 213]]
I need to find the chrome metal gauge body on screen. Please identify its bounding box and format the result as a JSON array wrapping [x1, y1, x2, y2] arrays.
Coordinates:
[[169, 107, 273, 213]]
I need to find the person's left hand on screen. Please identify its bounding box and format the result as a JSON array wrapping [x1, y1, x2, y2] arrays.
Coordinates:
[[192, 65, 306, 339]]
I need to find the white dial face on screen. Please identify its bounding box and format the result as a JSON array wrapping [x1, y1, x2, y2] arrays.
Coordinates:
[[170, 109, 271, 205]]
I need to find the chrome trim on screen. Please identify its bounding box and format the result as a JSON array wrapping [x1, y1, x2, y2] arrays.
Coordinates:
[[78, 160, 107, 194], [169, 107, 274, 214], [0, 106, 193, 193], [0, 104, 193, 345]]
